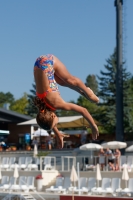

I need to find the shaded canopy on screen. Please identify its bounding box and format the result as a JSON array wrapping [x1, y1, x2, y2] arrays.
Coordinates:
[[18, 115, 100, 129]]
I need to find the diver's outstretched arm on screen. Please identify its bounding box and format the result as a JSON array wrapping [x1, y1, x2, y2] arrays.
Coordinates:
[[56, 101, 99, 140]]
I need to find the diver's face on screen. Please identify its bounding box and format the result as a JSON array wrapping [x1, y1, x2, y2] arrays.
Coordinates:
[[51, 113, 59, 129]]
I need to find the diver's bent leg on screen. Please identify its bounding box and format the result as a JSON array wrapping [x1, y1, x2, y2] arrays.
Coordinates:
[[54, 74, 87, 98], [54, 56, 99, 103], [55, 74, 99, 103]]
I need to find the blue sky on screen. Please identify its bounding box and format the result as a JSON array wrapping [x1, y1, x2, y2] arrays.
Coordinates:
[[0, 0, 133, 102]]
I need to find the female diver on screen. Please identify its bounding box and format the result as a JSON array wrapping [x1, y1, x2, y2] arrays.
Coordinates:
[[33, 54, 99, 148]]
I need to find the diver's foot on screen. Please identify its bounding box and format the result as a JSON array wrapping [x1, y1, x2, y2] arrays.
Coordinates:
[[80, 88, 99, 103], [86, 88, 99, 103]]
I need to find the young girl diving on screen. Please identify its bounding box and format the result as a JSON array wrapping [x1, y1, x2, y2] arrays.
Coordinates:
[[33, 54, 99, 148]]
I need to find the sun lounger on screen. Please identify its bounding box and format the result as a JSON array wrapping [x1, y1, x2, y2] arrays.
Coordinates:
[[91, 177, 111, 195], [0, 176, 9, 189], [46, 177, 64, 193], [9, 176, 26, 192], [0, 157, 9, 170], [100, 178, 121, 196], [73, 177, 87, 193], [117, 178, 133, 197]]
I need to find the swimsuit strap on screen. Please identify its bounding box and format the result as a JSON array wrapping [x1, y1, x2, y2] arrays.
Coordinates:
[[36, 88, 52, 98], [43, 98, 56, 111], [36, 88, 56, 111]]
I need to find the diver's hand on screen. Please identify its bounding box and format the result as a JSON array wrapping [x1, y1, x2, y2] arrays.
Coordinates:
[[53, 126, 64, 149], [90, 124, 99, 140]]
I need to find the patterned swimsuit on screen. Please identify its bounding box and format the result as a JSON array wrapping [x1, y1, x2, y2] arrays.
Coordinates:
[[34, 54, 59, 92], [34, 54, 59, 111]]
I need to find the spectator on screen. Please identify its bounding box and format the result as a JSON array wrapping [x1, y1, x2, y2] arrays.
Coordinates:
[[50, 135, 54, 148], [115, 162, 120, 171], [108, 162, 115, 171], [98, 148, 105, 171], [105, 148, 115, 163], [32, 137, 39, 148], [114, 148, 121, 162], [114, 148, 121, 170], [80, 127, 88, 145], [46, 133, 52, 150]]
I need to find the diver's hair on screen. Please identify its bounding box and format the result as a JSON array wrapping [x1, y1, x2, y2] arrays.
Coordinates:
[[33, 96, 46, 112], [33, 96, 54, 130], [36, 111, 54, 131]]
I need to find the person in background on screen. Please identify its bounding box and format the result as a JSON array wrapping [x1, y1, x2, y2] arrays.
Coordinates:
[[105, 148, 115, 164], [115, 162, 120, 171], [32, 137, 39, 148], [114, 148, 121, 161], [98, 148, 105, 171], [80, 127, 88, 145], [114, 148, 121, 171], [108, 161, 115, 171], [47, 131, 52, 150]]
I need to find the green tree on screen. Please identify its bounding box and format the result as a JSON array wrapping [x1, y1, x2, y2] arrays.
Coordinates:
[[0, 92, 15, 108], [124, 76, 133, 136], [10, 93, 28, 115], [97, 49, 133, 133], [85, 75, 98, 95], [26, 83, 37, 117]]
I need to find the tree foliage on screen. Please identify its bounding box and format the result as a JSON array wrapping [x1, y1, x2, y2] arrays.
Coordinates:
[[26, 83, 37, 117], [0, 91, 30, 115], [97, 49, 133, 133], [0, 92, 15, 108], [85, 75, 99, 95], [10, 93, 28, 115], [124, 76, 133, 135]]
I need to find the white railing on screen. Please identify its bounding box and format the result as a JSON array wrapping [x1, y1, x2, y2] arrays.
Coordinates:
[[60, 155, 133, 172], [0, 154, 132, 172], [40, 156, 56, 171], [61, 156, 76, 171]]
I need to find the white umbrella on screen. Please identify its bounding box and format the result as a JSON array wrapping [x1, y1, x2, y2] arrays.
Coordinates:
[[13, 164, 19, 184], [122, 165, 129, 188], [33, 128, 49, 137], [101, 141, 127, 149], [80, 143, 102, 151], [125, 145, 133, 152], [70, 165, 78, 186], [80, 143, 102, 162], [77, 162, 80, 195], [33, 144, 38, 157], [96, 164, 102, 187], [70, 165, 78, 200]]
